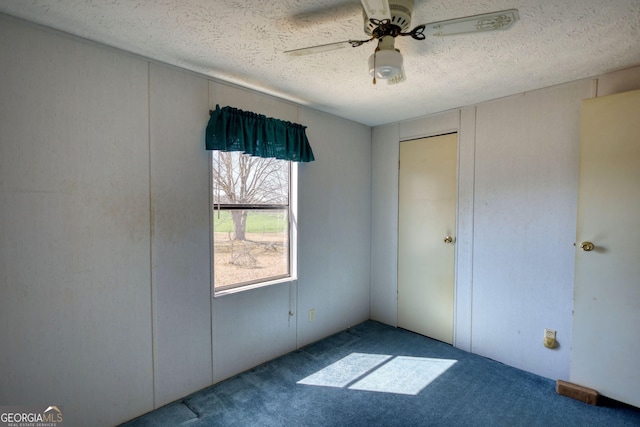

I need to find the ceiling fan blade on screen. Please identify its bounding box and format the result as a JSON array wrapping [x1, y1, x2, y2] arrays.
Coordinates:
[[416, 9, 519, 38], [361, 0, 391, 21], [285, 2, 364, 30], [387, 67, 406, 85], [284, 41, 357, 57]]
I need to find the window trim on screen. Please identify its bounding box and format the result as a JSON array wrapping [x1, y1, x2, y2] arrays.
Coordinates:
[[210, 155, 298, 297], [213, 204, 288, 210]]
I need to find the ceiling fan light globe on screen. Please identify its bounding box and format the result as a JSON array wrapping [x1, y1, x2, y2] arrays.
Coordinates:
[[375, 66, 398, 79], [368, 49, 403, 79]]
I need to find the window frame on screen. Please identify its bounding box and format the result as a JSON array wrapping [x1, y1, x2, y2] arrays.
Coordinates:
[[210, 153, 298, 297]]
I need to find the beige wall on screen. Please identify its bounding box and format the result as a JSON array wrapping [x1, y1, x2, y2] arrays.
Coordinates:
[[0, 14, 371, 426], [0, 15, 153, 426]]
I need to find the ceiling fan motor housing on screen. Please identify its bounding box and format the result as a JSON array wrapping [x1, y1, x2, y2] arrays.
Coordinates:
[[364, 0, 414, 35]]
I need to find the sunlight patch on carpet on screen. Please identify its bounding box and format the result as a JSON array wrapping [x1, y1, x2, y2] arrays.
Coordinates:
[[297, 353, 392, 388], [349, 356, 457, 395], [297, 353, 457, 395]]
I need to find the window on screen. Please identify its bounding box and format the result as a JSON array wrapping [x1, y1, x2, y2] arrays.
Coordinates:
[[211, 151, 295, 293]]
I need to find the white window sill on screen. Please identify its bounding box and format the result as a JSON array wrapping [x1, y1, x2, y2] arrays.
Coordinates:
[[213, 276, 298, 298]]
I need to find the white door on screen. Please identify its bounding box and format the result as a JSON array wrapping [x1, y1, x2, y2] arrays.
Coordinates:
[[398, 134, 457, 344], [571, 89, 640, 407]]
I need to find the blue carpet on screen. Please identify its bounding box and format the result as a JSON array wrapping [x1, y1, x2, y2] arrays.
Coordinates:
[[121, 321, 640, 426]]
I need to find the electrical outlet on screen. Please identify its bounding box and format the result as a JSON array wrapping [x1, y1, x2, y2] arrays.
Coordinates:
[[544, 328, 557, 349], [309, 309, 316, 322]]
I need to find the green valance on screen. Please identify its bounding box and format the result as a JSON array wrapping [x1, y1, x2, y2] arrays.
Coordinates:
[[206, 105, 315, 162]]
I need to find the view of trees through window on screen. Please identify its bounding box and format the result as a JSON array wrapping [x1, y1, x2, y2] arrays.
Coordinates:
[[212, 151, 290, 291]]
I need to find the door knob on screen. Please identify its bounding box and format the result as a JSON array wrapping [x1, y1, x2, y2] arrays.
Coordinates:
[[444, 236, 456, 244], [579, 241, 595, 251]]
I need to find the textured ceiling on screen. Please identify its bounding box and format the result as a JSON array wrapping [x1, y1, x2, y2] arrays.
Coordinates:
[[1, 0, 639, 126]]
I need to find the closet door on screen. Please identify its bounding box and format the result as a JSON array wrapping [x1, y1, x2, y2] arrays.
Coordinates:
[[398, 133, 457, 344], [571, 89, 640, 407]]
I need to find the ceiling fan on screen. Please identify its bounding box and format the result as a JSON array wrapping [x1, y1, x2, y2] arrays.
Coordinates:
[[285, 0, 519, 85]]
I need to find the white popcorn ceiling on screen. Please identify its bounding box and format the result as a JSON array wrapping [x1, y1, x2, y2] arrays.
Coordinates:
[[1, 0, 639, 126]]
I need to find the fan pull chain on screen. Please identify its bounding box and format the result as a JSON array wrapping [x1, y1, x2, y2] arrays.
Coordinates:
[[372, 50, 377, 85]]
